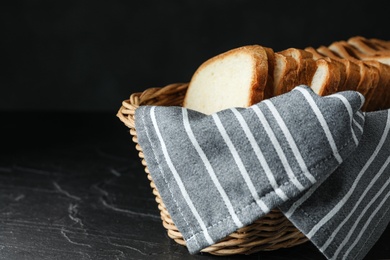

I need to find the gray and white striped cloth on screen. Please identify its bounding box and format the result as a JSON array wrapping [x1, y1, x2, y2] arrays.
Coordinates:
[[134, 85, 390, 260]]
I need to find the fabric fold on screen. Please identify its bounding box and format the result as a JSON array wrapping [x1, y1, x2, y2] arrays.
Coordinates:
[[135, 85, 368, 256], [279, 109, 390, 260]]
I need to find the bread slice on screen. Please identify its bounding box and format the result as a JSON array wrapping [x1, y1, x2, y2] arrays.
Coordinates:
[[304, 46, 326, 60], [328, 41, 361, 60], [347, 36, 382, 54], [263, 47, 276, 100], [337, 58, 361, 92], [316, 45, 342, 60], [183, 45, 271, 114], [347, 37, 390, 66], [273, 52, 298, 96], [330, 39, 390, 66], [310, 58, 342, 96], [368, 38, 390, 50], [363, 55, 390, 66], [328, 57, 347, 93], [355, 61, 380, 110], [310, 45, 360, 92], [362, 60, 390, 111], [278, 48, 317, 91]]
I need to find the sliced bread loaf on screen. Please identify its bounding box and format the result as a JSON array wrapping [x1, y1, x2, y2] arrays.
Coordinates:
[[183, 37, 390, 115]]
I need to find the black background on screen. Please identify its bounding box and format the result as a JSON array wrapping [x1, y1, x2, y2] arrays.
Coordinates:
[[2, 0, 389, 112], [1, 2, 390, 259]]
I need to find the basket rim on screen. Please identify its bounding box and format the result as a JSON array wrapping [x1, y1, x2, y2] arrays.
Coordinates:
[[116, 83, 189, 129]]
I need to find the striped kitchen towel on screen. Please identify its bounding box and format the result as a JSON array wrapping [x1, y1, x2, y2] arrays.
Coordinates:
[[134, 85, 390, 260]]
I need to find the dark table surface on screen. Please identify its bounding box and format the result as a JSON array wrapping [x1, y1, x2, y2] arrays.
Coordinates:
[[1, 112, 389, 260]]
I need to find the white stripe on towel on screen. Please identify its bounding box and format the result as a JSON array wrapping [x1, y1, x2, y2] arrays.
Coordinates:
[[251, 105, 306, 191], [294, 86, 343, 164], [342, 180, 390, 260], [183, 108, 243, 228], [357, 111, 365, 121], [321, 134, 390, 252], [306, 111, 390, 239], [151, 107, 214, 245], [353, 117, 364, 133], [326, 93, 359, 146], [331, 155, 390, 260], [263, 99, 316, 184], [230, 107, 288, 204]]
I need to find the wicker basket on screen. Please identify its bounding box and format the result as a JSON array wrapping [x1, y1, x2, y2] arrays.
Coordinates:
[[116, 83, 309, 255]]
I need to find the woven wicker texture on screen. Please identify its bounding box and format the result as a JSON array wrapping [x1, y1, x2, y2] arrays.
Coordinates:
[[117, 83, 309, 255]]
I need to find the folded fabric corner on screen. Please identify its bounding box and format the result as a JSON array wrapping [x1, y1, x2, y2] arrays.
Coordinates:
[[134, 85, 387, 259], [280, 109, 390, 260]]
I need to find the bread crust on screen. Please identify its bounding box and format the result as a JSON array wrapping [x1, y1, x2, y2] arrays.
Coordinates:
[[330, 38, 390, 66], [311, 58, 341, 96], [278, 48, 317, 91], [339, 59, 361, 92], [183, 45, 270, 112], [317, 46, 341, 60], [311, 47, 360, 93], [262, 47, 275, 102], [355, 61, 380, 110], [363, 60, 390, 111], [246, 45, 272, 106], [327, 57, 347, 93], [368, 38, 390, 50], [348, 36, 382, 54], [329, 41, 360, 60], [304, 46, 326, 60], [273, 53, 297, 96]]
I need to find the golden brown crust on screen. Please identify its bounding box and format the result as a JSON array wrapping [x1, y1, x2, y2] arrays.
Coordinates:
[[339, 59, 361, 92], [317, 46, 341, 60], [355, 61, 380, 110], [247, 45, 272, 106], [272, 53, 290, 96], [304, 46, 326, 60], [278, 48, 317, 89], [327, 57, 347, 93], [347, 36, 382, 54], [315, 52, 359, 93], [262, 47, 275, 101], [276, 50, 301, 94], [368, 38, 390, 50], [312, 58, 341, 96], [363, 60, 390, 111], [328, 41, 361, 60]]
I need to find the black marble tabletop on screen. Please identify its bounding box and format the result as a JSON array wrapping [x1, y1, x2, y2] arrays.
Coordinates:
[[1, 112, 389, 260]]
